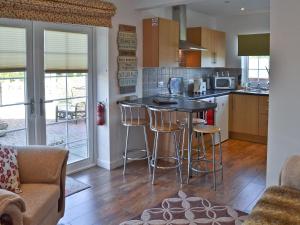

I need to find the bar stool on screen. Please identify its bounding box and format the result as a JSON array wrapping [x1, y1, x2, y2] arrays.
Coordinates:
[[190, 124, 223, 190], [119, 103, 151, 175], [180, 116, 207, 160], [147, 106, 183, 185]]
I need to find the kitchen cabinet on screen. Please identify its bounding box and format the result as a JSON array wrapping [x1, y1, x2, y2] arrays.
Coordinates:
[[184, 27, 226, 68], [143, 18, 179, 67], [229, 94, 269, 144], [215, 95, 229, 144]]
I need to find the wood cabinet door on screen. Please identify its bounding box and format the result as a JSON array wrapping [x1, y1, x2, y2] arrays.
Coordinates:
[[158, 18, 179, 67], [258, 96, 269, 137], [201, 27, 213, 67], [143, 18, 159, 67], [213, 30, 226, 67], [230, 94, 259, 135]]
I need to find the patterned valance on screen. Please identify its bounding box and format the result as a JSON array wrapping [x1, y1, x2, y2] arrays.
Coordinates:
[[0, 0, 116, 27]]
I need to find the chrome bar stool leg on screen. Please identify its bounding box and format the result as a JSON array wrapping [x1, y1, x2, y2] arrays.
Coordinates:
[[174, 132, 183, 184], [143, 126, 151, 175], [123, 126, 130, 176], [152, 132, 159, 185], [219, 131, 223, 182], [211, 134, 216, 191]]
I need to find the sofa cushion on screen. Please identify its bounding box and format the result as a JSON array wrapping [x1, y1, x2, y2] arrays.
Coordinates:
[[19, 183, 60, 225], [0, 146, 21, 193], [244, 186, 300, 225]]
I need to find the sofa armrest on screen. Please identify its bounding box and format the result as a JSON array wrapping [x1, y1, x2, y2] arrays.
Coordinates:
[[280, 155, 300, 190], [16, 146, 69, 216], [17, 146, 68, 185], [0, 189, 25, 225]]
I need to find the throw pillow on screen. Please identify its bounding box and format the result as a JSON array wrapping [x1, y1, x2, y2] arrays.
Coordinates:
[[0, 146, 21, 193]]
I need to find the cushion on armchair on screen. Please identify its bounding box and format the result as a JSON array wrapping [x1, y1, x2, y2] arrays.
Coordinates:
[[0, 146, 21, 193]]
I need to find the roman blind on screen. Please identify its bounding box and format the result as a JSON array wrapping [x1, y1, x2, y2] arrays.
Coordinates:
[[0, 0, 116, 27], [238, 33, 270, 56], [0, 26, 26, 71], [44, 30, 88, 73]]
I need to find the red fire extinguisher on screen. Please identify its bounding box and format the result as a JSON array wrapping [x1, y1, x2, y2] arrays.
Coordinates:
[[97, 102, 105, 126]]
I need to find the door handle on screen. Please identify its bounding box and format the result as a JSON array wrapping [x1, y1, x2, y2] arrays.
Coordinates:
[[40, 99, 44, 116], [24, 99, 34, 114]]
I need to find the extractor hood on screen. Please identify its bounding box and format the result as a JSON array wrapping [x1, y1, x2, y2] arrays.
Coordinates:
[[172, 5, 207, 51]]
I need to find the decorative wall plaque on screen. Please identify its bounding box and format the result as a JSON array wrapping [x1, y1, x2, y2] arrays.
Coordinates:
[[117, 25, 137, 94]]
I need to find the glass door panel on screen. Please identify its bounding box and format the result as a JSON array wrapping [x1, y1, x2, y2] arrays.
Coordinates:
[[0, 24, 33, 146], [43, 29, 90, 165]]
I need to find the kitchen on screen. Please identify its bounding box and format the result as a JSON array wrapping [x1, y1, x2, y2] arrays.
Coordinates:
[[135, 3, 270, 150], [117, 0, 270, 191]]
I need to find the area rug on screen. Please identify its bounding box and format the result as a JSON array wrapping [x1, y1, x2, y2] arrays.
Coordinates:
[[120, 191, 248, 225], [65, 176, 91, 197]]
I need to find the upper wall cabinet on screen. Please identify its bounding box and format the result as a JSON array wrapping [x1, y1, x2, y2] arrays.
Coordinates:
[[184, 27, 226, 68], [143, 18, 179, 68]]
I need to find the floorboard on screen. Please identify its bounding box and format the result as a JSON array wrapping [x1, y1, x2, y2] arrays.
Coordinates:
[[60, 139, 267, 225]]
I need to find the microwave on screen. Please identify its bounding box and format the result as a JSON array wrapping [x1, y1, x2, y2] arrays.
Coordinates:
[[212, 77, 236, 90]]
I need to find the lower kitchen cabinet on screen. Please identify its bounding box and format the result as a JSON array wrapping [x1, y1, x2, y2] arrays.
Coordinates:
[[229, 94, 269, 144]]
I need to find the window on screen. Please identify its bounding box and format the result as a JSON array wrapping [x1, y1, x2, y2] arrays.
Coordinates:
[[242, 56, 270, 82]]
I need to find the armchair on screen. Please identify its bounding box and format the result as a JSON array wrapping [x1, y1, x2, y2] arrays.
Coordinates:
[[244, 155, 300, 225], [0, 146, 69, 225]]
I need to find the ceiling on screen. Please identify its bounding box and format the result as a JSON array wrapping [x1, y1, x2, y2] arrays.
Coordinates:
[[187, 0, 270, 17]]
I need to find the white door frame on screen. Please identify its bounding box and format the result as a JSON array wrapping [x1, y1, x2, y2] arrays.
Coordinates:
[[33, 22, 96, 171], [0, 19, 35, 145], [0, 19, 97, 172]]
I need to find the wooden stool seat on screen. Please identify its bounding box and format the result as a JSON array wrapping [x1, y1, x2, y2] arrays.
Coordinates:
[[122, 119, 147, 127], [151, 123, 182, 133], [193, 125, 221, 134]]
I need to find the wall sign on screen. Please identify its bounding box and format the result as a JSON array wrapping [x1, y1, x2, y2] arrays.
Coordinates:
[[117, 25, 137, 94]]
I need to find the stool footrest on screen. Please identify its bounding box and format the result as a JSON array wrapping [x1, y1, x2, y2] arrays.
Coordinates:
[[151, 156, 182, 170], [123, 149, 150, 161]]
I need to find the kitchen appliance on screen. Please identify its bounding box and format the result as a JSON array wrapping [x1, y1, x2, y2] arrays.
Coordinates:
[[212, 77, 236, 90], [172, 5, 207, 51], [167, 77, 184, 95], [205, 77, 211, 90], [193, 78, 207, 94]]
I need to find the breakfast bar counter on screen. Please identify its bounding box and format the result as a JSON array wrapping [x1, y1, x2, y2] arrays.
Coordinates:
[[121, 96, 217, 182]]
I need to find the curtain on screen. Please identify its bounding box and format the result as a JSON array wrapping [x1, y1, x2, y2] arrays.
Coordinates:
[[0, 0, 116, 27]]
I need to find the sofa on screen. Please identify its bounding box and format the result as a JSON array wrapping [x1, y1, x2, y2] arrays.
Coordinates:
[[244, 155, 300, 225], [0, 146, 69, 225]]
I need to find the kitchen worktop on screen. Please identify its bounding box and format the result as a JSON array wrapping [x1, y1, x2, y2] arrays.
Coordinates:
[[120, 96, 217, 113], [158, 89, 269, 100]]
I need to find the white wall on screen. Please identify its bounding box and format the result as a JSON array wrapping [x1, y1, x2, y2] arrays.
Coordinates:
[[267, 0, 300, 186], [97, 0, 144, 169], [216, 13, 270, 68], [141, 7, 217, 29]]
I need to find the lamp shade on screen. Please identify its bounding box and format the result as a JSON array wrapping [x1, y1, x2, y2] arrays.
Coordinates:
[[238, 33, 270, 56]]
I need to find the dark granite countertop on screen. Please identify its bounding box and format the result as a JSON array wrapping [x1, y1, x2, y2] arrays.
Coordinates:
[[231, 89, 269, 96], [157, 89, 269, 100], [120, 97, 217, 113]]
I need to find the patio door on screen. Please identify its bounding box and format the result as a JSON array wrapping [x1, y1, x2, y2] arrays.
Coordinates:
[[35, 23, 95, 169], [0, 19, 95, 170], [0, 20, 35, 146]]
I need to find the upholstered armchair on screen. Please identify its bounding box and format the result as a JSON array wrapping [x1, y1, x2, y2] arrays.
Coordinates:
[[244, 155, 300, 225], [0, 146, 69, 225]]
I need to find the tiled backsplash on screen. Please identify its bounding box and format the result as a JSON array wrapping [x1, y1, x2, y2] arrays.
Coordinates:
[[143, 67, 242, 97]]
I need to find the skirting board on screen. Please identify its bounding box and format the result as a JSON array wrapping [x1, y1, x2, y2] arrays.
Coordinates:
[[97, 158, 124, 170], [229, 131, 267, 144]]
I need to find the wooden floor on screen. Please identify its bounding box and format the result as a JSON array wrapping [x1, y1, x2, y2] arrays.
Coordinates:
[[59, 139, 267, 225]]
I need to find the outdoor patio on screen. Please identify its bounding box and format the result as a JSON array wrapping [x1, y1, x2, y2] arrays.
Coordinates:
[[0, 118, 89, 164]]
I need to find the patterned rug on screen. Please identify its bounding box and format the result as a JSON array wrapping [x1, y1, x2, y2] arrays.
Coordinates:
[[65, 176, 91, 197], [120, 191, 248, 225]]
